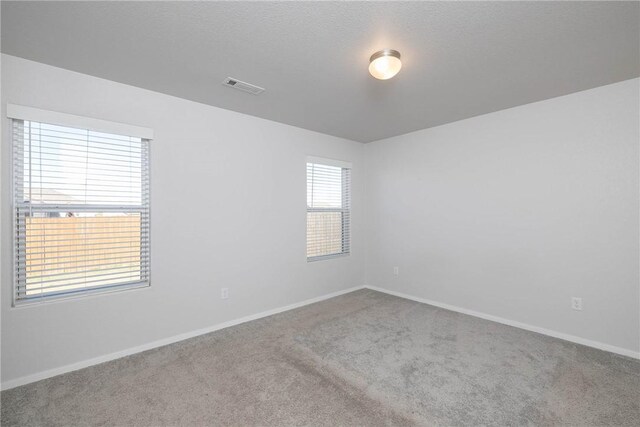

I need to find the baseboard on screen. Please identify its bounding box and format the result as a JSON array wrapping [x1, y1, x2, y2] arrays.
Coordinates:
[[365, 285, 640, 360], [5, 284, 635, 390], [1, 285, 365, 391]]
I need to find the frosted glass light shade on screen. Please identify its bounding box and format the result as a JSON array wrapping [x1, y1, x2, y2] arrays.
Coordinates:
[[369, 49, 402, 80]]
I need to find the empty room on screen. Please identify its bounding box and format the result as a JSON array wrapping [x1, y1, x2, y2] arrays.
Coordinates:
[[0, 1, 639, 426]]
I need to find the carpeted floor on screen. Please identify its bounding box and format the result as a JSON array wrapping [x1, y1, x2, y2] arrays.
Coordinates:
[[1, 289, 639, 426]]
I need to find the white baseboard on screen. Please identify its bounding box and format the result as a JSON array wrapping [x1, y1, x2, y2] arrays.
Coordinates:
[[5, 284, 636, 391], [1, 285, 365, 391], [365, 285, 640, 360]]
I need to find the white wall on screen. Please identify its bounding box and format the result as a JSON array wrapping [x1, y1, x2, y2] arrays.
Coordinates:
[[365, 78, 640, 355], [0, 54, 366, 385]]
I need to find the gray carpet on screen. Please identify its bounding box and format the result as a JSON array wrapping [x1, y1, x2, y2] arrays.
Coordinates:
[[1, 289, 639, 426]]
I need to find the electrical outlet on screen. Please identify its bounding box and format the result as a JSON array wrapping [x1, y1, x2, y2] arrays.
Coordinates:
[[571, 297, 582, 311], [393, 266, 399, 276], [221, 288, 229, 299]]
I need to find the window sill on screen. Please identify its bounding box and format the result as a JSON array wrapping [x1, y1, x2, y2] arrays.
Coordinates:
[[307, 253, 350, 262], [12, 281, 150, 308]]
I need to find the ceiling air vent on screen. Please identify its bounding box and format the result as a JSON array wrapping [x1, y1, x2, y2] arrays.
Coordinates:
[[222, 77, 265, 95]]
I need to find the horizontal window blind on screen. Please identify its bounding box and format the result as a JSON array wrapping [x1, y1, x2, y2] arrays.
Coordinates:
[[306, 161, 351, 260], [12, 119, 150, 302]]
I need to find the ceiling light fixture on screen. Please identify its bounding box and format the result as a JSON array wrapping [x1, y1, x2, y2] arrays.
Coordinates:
[[368, 49, 402, 80]]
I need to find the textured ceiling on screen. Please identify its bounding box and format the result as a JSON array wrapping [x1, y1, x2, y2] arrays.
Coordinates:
[[2, 1, 639, 142]]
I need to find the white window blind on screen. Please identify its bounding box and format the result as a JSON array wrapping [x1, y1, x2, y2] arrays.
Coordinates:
[[306, 160, 351, 261], [12, 118, 150, 303]]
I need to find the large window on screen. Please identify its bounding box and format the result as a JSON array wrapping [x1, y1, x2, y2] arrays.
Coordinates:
[[10, 106, 151, 303], [306, 157, 351, 261]]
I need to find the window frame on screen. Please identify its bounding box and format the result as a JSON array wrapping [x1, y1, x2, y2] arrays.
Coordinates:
[[8, 105, 153, 306], [306, 156, 352, 262]]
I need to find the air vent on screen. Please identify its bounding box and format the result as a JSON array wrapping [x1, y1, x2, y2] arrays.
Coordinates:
[[222, 77, 265, 95]]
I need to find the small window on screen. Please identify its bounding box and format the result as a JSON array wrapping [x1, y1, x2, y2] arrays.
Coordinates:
[[306, 158, 351, 261], [10, 110, 151, 303]]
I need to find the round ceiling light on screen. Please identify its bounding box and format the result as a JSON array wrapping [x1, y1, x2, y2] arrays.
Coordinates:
[[368, 49, 402, 80]]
